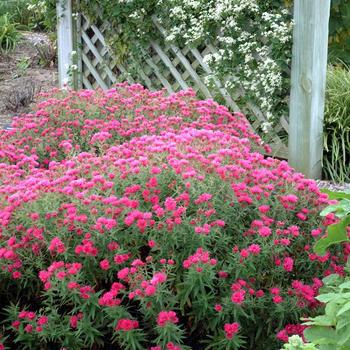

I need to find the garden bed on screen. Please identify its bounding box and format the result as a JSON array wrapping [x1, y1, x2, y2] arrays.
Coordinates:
[[0, 84, 344, 350]]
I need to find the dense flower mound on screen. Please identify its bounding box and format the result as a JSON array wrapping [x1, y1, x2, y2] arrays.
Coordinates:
[[0, 83, 266, 167], [0, 84, 344, 350]]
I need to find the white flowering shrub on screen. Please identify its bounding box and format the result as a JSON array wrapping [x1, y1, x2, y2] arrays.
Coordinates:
[[158, 0, 293, 128], [79, 0, 292, 128]]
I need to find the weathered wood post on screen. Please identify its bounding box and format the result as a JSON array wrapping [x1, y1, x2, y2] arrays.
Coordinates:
[[288, 0, 331, 179], [57, 0, 73, 88]]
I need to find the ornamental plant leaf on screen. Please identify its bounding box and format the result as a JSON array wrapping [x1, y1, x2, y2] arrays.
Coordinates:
[[314, 216, 350, 255], [304, 326, 337, 345], [325, 301, 338, 320], [320, 204, 343, 217], [316, 292, 350, 303], [339, 281, 350, 290], [336, 301, 350, 317], [336, 324, 350, 346], [321, 189, 350, 201], [319, 346, 335, 350], [336, 316, 350, 331], [302, 315, 334, 327], [322, 274, 342, 286], [320, 200, 350, 218]]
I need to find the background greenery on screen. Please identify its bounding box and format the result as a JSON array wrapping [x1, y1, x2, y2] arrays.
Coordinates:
[[0, 0, 55, 32], [328, 0, 350, 66], [0, 13, 21, 52], [323, 66, 350, 183], [3, 0, 348, 63]]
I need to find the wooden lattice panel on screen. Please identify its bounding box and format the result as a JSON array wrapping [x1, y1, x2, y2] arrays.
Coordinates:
[[78, 14, 289, 158]]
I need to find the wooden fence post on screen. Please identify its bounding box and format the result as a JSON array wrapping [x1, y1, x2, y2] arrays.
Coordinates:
[[57, 0, 73, 88], [288, 0, 331, 179]]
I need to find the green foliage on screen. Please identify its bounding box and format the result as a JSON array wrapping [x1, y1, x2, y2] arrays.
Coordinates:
[[0, 14, 21, 53], [27, 0, 56, 32], [0, 0, 33, 29], [314, 190, 350, 255], [329, 0, 350, 66], [305, 189, 350, 349], [302, 269, 350, 350], [0, 0, 55, 32], [322, 66, 350, 183]]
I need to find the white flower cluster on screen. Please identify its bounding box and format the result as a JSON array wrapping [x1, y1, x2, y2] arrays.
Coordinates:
[[85, 0, 292, 129], [158, 0, 292, 126]]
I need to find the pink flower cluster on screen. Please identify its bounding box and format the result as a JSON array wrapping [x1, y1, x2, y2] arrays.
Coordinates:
[[116, 319, 139, 331], [151, 343, 182, 350], [157, 311, 179, 327], [183, 248, 217, 271], [224, 322, 240, 339], [11, 311, 49, 333], [276, 324, 307, 343]]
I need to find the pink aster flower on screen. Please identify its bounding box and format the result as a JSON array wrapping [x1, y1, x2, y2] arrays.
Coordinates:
[[115, 319, 139, 331], [224, 322, 240, 339], [157, 311, 178, 327]]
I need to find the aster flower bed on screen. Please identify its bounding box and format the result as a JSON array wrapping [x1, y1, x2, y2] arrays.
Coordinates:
[[0, 84, 344, 350]]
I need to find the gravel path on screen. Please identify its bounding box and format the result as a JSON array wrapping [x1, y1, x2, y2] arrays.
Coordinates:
[[316, 180, 350, 192]]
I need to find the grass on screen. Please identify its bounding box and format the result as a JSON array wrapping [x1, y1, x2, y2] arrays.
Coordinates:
[[323, 65, 350, 183], [0, 13, 21, 52]]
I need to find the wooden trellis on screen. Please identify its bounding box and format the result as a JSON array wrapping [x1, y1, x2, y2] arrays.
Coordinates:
[[56, 0, 331, 178], [79, 14, 289, 157]]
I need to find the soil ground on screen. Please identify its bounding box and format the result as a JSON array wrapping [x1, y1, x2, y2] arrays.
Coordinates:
[[0, 31, 57, 128]]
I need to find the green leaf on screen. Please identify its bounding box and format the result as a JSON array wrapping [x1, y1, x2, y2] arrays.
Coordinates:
[[325, 301, 338, 320], [314, 216, 350, 255], [304, 326, 337, 345], [320, 204, 342, 216], [320, 200, 350, 218], [303, 315, 334, 327], [337, 324, 350, 346], [337, 301, 350, 316], [322, 274, 342, 286], [319, 345, 337, 350], [321, 189, 350, 200], [336, 317, 350, 331], [339, 281, 350, 290], [316, 292, 350, 303]]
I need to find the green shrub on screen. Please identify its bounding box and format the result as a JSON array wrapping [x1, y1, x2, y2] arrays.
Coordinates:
[[328, 0, 350, 67], [323, 66, 350, 183], [0, 0, 55, 32], [26, 0, 56, 32], [0, 0, 31, 29], [0, 14, 21, 52]]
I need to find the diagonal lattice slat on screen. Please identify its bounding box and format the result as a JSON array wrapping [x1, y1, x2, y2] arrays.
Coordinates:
[[78, 13, 289, 158]]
